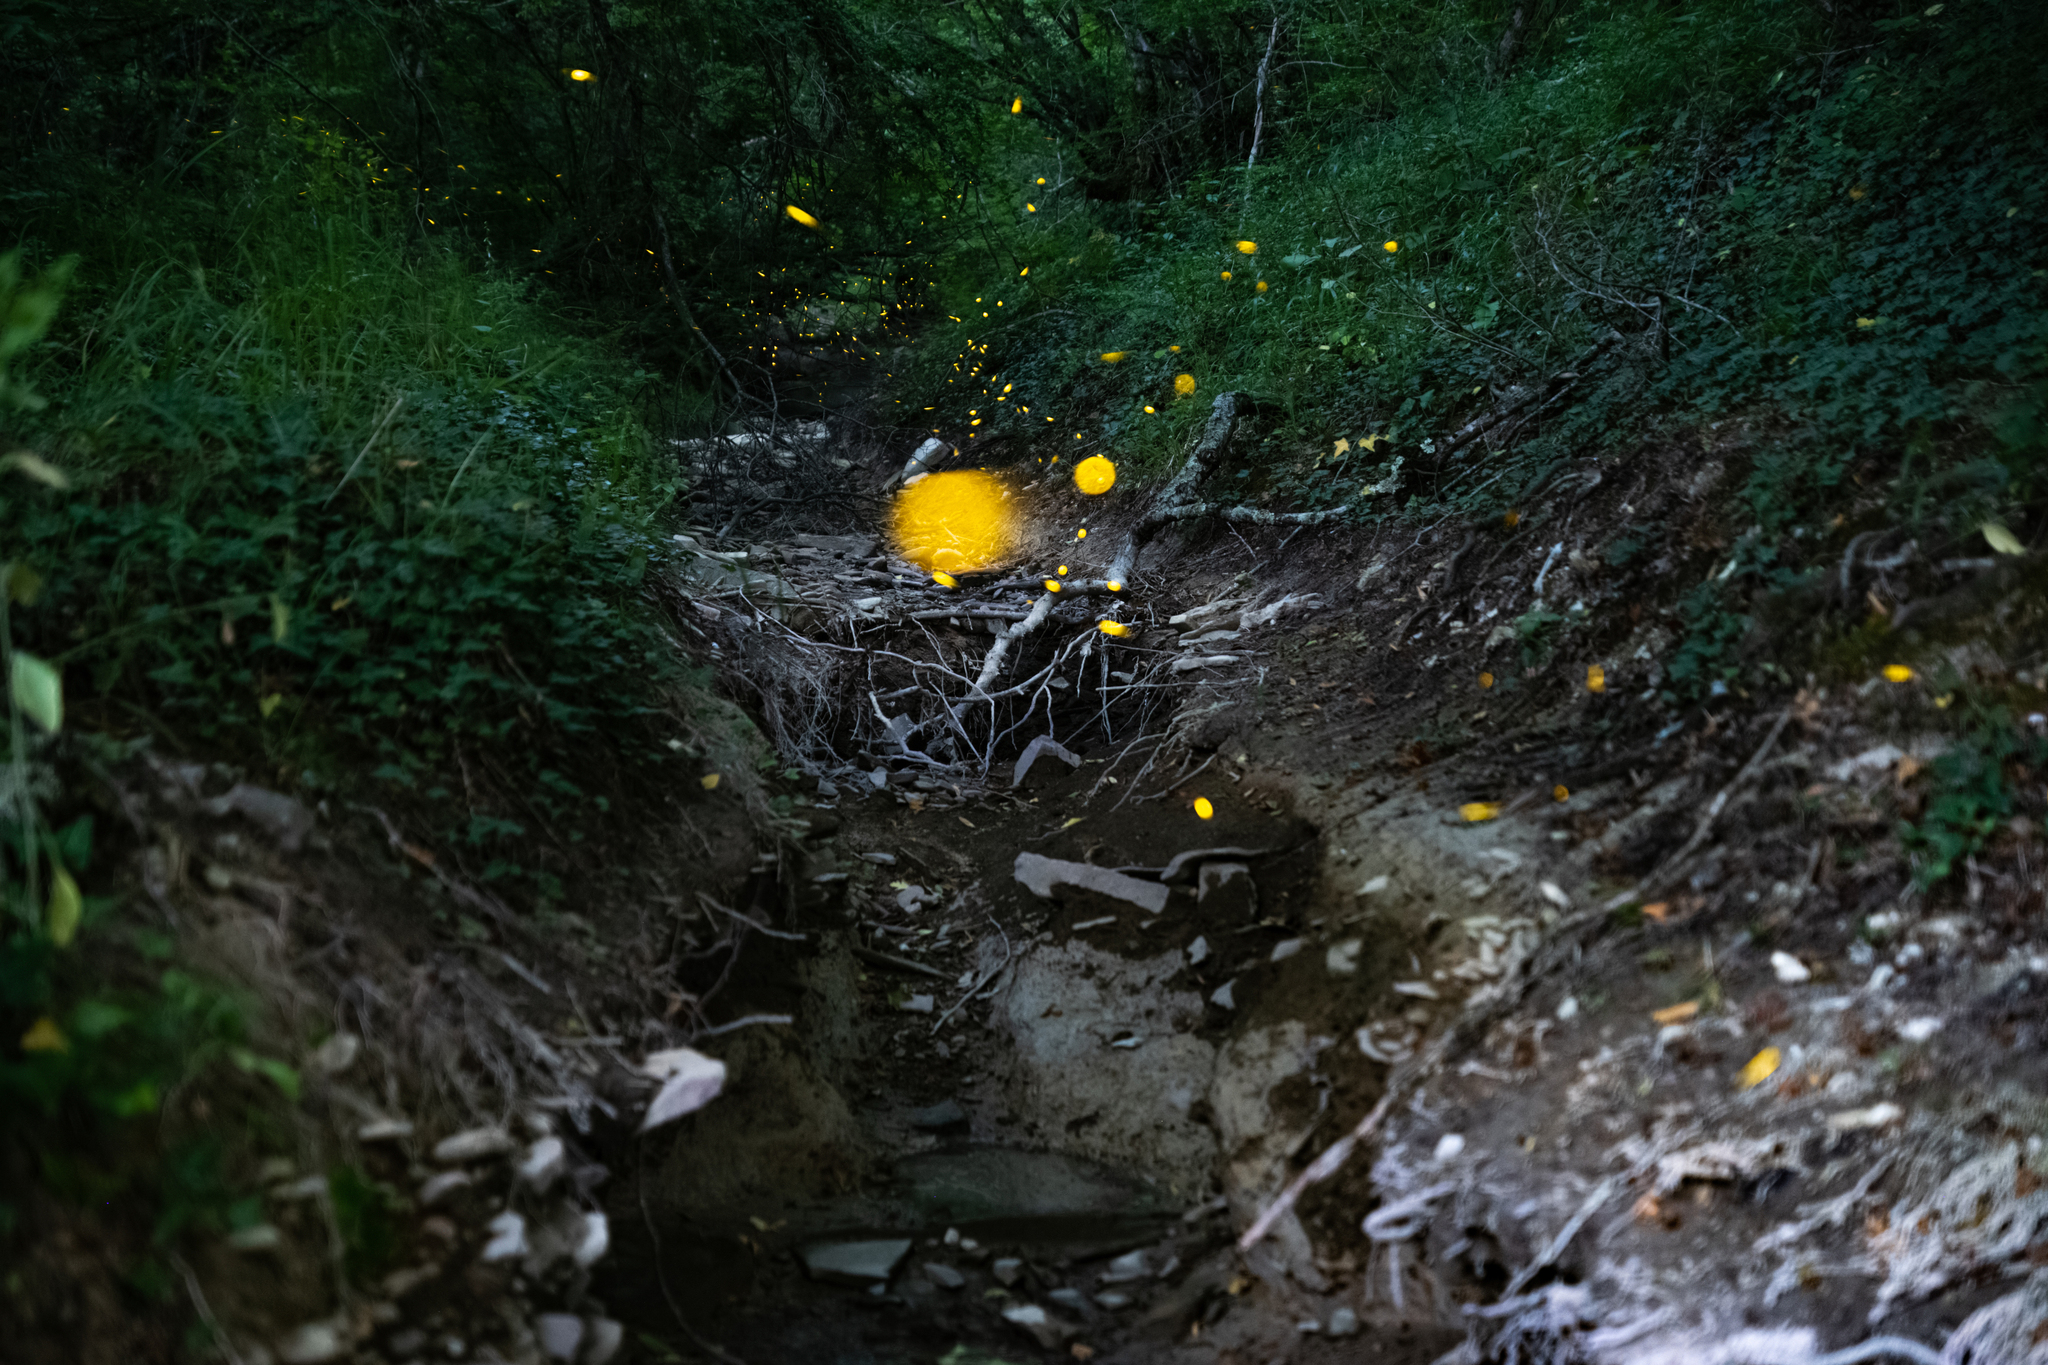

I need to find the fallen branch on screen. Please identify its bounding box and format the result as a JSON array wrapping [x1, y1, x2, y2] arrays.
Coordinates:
[[851, 943, 953, 981], [1609, 705, 1795, 908], [1149, 502, 1350, 526]]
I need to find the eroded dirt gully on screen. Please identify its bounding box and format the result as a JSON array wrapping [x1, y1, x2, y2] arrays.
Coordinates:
[[619, 405, 2048, 1365]]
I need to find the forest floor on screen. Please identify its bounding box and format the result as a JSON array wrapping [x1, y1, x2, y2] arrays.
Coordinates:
[[17, 405, 2048, 1365]]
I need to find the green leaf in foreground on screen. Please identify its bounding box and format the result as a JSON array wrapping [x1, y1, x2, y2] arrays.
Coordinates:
[[10, 650, 61, 732]]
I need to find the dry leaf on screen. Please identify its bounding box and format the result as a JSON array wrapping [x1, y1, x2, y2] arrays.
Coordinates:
[[1586, 664, 1606, 693], [1652, 1000, 1700, 1025], [1737, 1047, 1782, 1090], [1641, 901, 1670, 923]]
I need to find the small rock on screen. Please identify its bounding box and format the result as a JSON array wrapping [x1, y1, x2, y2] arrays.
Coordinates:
[[801, 1238, 913, 1287], [1296, 1319, 1323, 1334], [1828, 1102, 1904, 1131], [357, 1119, 415, 1143], [228, 1223, 283, 1252], [433, 1126, 516, 1164], [1099, 1251, 1148, 1284], [1899, 1016, 1943, 1043], [1433, 1134, 1466, 1162], [574, 1211, 610, 1269], [861, 851, 897, 865], [1210, 980, 1237, 1010], [911, 1099, 969, 1132], [923, 1263, 966, 1290], [518, 1137, 567, 1193], [584, 1318, 624, 1365], [1392, 981, 1439, 1000], [1269, 938, 1303, 963], [1770, 952, 1812, 985], [1109, 1035, 1144, 1050], [944, 1227, 961, 1246], [276, 1321, 346, 1364], [1196, 862, 1257, 917], [992, 1258, 1024, 1286], [1556, 996, 1580, 1021], [386, 1328, 428, 1357], [1094, 1291, 1132, 1309], [273, 1175, 329, 1202], [1187, 935, 1210, 966], [896, 884, 930, 912], [481, 1211, 528, 1263], [1539, 881, 1570, 909], [1326, 939, 1363, 976], [1869, 963, 1899, 992], [418, 1171, 472, 1206], [380, 1264, 440, 1299], [1357, 874, 1390, 896], [534, 1313, 584, 1362], [898, 994, 936, 1014], [202, 783, 317, 851], [310, 1032, 361, 1076], [1327, 1307, 1360, 1337], [1047, 1288, 1089, 1310], [1001, 1304, 1069, 1350]]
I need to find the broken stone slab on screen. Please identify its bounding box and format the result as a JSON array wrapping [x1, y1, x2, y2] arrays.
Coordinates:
[[1158, 846, 1270, 882], [433, 1126, 516, 1164], [1012, 734, 1083, 789], [1095, 1291, 1132, 1309], [1187, 935, 1210, 966], [1269, 938, 1303, 963], [923, 1262, 966, 1290], [801, 1238, 913, 1287], [992, 1257, 1024, 1286], [1196, 862, 1257, 917], [357, 1118, 414, 1143], [574, 1211, 611, 1269], [1326, 939, 1363, 976], [911, 1099, 969, 1132], [638, 1047, 727, 1133], [1047, 1287, 1089, 1311], [1210, 980, 1237, 1010], [899, 993, 936, 1014], [1014, 853, 1170, 916], [418, 1171, 472, 1206]]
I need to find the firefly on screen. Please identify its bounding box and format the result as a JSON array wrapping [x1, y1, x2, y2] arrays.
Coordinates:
[[1012, 97, 1023, 114], [1073, 456, 1116, 495], [1236, 240, 1257, 254], [1193, 797, 1215, 820], [786, 205, 821, 230], [1098, 620, 1130, 638], [568, 68, 594, 82]]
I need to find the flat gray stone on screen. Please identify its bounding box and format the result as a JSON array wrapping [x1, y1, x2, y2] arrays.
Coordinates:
[[1047, 1287, 1089, 1310], [911, 1099, 969, 1131], [1094, 1290, 1132, 1309], [1099, 1249, 1149, 1284], [432, 1126, 515, 1164], [801, 1238, 913, 1287], [1328, 1306, 1360, 1337], [1012, 735, 1083, 789], [1158, 846, 1269, 882], [923, 1262, 966, 1290], [993, 1257, 1025, 1286], [1014, 853, 1170, 915], [535, 1313, 584, 1362]]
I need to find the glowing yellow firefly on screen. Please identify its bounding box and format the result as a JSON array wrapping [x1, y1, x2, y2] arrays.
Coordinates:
[[932, 571, 958, 588], [1193, 797, 1215, 819], [890, 470, 1018, 574], [1220, 270, 1232, 281], [1057, 565, 1069, 576], [786, 205, 821, 230], [1100, 351, 1126, 362], [1236, 240, 1257, 254], [1255, 280, 1267, 293], [1174, 374, 1196, 395], [568, 69, 594, 82], [1105, 579, 1123, 591], [1383, 240, 1399, 252], [1044, 579, 1062, 593], [1073, 455, 1116, 495], [1460, 802, 1502, 822], [1098, 620, 1130, 637], [1587, 665, 1606, 693], [1011, 97, 1023, 114]]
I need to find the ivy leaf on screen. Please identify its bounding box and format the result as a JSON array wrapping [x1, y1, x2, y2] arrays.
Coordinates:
[[46, 865, 81, 947], [11, 650, 61, 732], [1981, 521, 2024, 555]]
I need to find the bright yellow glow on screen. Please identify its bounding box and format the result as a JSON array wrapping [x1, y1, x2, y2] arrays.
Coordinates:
[[1012, 97, 1023, 114], [1044, 579, 1062, 593], [1737, 1047, 1781, 1090], [1098, 620, 1130, 638], [1882, 664, 1914, 682], [1193, 797, 1215, 819], [890, 470, 1018, 575], [1460, 802, 1502, 822], [1383, 240, 1399, 253], [1220, 270, 1232, 281], [1100, 351, 1126, 362], [1076, 528, 1087, 539], [1036, 177, 1046, 185], [786, 205, 821, 230], [1143, 405, 1155, 413], [700, 773, 722, 791], [568, 69, 594, 82], [1174, 374, 1196, 395], [1057, 565, 1069, 575], [1073, 455, 1117, 495], [932, 571, 958, 588], [1026, 203, 1036, 212], [1106, 580, 1122, 592], [1236, 240, 1257, 254], [1586, 664, 1605, 693], [1553, 784, 1570, 802], [1255, 280, 1268, 293]]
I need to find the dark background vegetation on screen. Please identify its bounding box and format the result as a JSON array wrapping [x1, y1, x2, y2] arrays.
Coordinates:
[[3, 0, 2046, 1347]]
